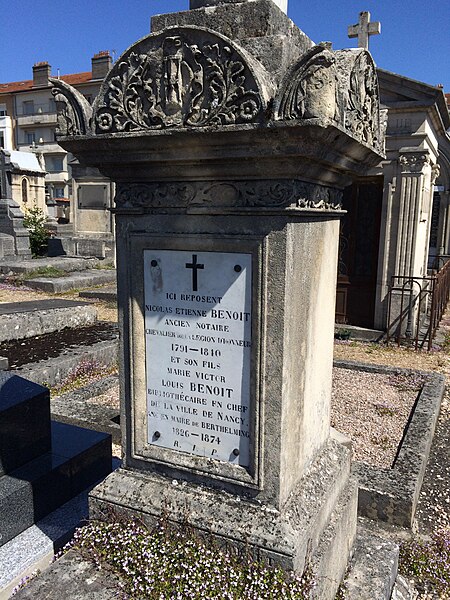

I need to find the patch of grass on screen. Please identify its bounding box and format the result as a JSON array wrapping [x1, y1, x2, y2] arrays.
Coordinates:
[[50, 359, 118, 396], [22, 266, 66, 279], [399, 528, 450, 598], [93, 261, 115, 270], [70, 517, 314, 599]]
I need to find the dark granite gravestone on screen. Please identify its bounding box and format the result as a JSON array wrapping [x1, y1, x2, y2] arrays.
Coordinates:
[[0, 372, 112, 547]]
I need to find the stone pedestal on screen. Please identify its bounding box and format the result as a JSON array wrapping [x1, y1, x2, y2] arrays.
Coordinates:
[[53, 2, 384, 596]]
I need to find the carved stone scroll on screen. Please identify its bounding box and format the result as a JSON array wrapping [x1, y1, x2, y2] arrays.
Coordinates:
[[334, 49, 382, 152], [49, 77, 93, 136], [276, 46, 338, 122], [93, 26, 267, 134], [114, 180, 342, 211]]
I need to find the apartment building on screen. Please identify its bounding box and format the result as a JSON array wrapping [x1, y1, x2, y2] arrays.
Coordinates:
[[0, 52, 112, 221]]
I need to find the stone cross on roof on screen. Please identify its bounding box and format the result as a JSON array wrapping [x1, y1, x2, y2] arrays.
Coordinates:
[[348, 11, 381, 50], [190, 0, 288, 15]]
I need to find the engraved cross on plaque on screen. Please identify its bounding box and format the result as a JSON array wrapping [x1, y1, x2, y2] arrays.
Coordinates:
[[348, 11, 381, 50], [185, 254, 204, 291]]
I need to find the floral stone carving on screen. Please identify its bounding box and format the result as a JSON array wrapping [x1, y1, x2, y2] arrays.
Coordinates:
[[93, 26, 266, 134], [114, 180, 342, 211]]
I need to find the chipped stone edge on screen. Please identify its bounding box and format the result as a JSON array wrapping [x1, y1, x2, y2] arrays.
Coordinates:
[[334, 359, 445, 528]]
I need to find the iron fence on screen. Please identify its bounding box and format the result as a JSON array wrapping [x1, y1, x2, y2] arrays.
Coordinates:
[[387, 257, 450, 350]]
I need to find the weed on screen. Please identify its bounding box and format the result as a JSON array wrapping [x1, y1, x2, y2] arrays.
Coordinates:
[[69, 517, 315, 599], [399, 528, 450, 598], [22, 266, 66, 280], [23, 205, 52, 257], [50, 359, 118, 396], [93, 261, 115, 270], [374, 402, 398, 417]]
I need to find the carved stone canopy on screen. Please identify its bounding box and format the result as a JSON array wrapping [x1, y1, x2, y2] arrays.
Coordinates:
[[52, 22, 385, 212], [92, 26, 271, 134], [52, 25, 383, 156]]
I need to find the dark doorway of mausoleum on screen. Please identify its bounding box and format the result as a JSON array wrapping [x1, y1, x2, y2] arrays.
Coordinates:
[[336, 177, 383, 328]]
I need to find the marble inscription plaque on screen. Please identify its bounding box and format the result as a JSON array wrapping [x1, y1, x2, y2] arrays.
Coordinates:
[[144, 250, 252, 466]]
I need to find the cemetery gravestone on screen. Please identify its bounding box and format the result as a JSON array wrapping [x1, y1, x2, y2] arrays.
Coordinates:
[[53, 1, 384, 596]]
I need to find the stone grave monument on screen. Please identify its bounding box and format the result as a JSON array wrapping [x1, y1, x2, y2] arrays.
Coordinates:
[[0, 150, 31, 259], [52, 0, 384, 596]]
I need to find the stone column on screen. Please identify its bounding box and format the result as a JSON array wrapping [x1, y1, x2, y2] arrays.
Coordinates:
[[394, 148, 433, 278], [437, 189, 450, 256], [387, 148, 434, 337]]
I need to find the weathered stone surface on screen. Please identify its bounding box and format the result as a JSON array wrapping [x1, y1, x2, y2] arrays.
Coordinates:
[[51, 375, 121, 444], [153, 1, 310, 82], [25, 269, 116, 293], [0, 256, 100, 275], [11, 548, 121, 600], [0, 299, 97, 342], [79, 285, 117, 301], [344, 528, 399, 599], [90, 440, 351, 574]]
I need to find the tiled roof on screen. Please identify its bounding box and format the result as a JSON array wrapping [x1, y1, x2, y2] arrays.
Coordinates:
[[0, 71, 93, 94]]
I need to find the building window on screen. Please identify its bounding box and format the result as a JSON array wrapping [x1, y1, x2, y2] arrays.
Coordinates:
[[23, 101, 35, 115], [21, 179, 29, 204], [0, 133, 4, 148], [45, 156, 64, 172], [0, 104, 6, 116], [54, 186, 65, 198], [26, 132, 36, 145]]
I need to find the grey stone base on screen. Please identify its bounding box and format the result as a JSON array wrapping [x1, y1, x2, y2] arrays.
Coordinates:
[[51, 375, 121, 444], [90, 439, 355, 598], [79, 285, 117, 301], [343, 528, 399, 599], [0, 256, 100, 275], [10, 547, 121, 600]]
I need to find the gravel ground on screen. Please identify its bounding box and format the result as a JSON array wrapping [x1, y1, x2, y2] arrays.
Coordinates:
[[331, 368, 423, 468]]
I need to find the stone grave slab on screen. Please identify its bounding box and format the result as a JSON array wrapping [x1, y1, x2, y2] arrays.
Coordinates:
[[0, 299, 97, 343]]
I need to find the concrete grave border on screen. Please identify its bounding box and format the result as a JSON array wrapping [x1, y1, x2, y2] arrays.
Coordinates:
[[14, 336, 119, 388], [334, 359, 445, 528]]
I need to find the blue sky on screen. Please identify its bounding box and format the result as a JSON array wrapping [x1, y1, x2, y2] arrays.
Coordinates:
[[1, 0, 449, 90]]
